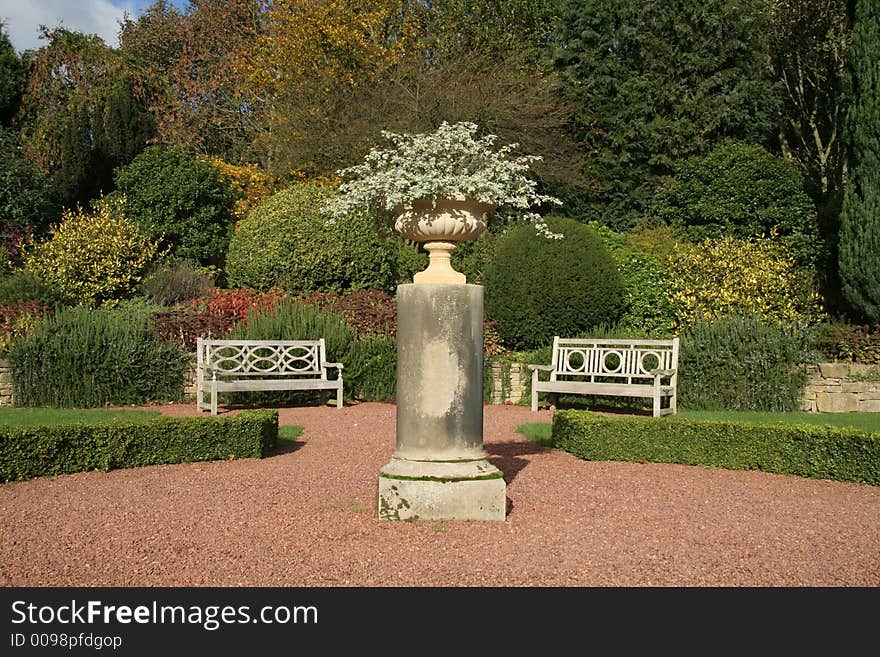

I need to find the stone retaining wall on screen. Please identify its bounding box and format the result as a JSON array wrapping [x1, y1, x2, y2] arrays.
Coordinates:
[[0, 359, 11, 407], [488, 361, 526, 404], [801, 363, 880, 413], [4, 358, 878, 412], [487, 360, 880, 413]]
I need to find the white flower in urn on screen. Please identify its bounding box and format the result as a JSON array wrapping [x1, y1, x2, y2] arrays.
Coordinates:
[[322, 121, 561, 284]]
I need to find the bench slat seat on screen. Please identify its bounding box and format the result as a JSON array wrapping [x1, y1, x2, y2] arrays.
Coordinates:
[[529, 337, 679, 418], [196, 338, 344, 415], [533, 381, 675, 398]]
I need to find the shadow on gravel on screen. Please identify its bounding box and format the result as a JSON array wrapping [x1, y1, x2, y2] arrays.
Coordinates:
[[486, 440, 549, 485], [266, 440, 306, 458]]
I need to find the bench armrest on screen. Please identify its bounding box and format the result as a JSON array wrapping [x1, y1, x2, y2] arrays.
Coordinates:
[[649, 369, 676, 377], [323, 362, 344, 370], [528, 364, 554, 372]]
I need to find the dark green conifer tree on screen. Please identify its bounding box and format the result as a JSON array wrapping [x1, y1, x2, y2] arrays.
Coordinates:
[[552, 0, 777, 229], [838, 0, 880, 322]]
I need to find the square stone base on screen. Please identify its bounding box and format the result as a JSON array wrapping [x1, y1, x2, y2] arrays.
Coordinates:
[[378, 459, 506, 521]]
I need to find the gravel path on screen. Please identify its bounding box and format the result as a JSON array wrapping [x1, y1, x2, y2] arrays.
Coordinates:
[[1, 402, 878, 586]]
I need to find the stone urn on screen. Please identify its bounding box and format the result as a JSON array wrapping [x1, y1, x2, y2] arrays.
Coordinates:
[[394, 198, 495, 284]]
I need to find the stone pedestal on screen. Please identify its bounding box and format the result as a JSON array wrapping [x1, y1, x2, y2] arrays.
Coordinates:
[[378, 284, 506, 521]]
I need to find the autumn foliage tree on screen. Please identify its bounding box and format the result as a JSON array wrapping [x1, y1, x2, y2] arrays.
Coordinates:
[[15, 28, 154, 211], [120, 0, 263, 161]]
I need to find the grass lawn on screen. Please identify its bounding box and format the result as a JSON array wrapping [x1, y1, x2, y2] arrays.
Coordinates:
[[516, 422, 554, 446], [278, 424, 303, 448], [0, 407, 161, 427], [516, 410, 880, 447]]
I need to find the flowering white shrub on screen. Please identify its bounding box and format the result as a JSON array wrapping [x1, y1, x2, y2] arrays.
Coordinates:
[[322, 121, 562, 237]]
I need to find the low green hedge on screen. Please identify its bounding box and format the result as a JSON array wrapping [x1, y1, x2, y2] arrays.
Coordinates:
[[0, 410, 278, 482], [551, 410, 880, 486]]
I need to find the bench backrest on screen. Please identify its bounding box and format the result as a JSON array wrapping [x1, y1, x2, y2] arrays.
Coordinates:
[[197, 338, 330, 378], [550, 337, 679, 384]]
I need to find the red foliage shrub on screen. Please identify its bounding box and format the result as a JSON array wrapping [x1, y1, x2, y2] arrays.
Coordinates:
[[151, 287, 288, 351], [813, 323, 880, 364], [193, 287, 287, 327], [150, 309, 236, 351], [299, 289, 397, 339]]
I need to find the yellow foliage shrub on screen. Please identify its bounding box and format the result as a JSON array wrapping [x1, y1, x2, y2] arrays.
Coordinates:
[[666, 235, 824, 327], [200, 156, 275, 221], [25, 197, 163, 306]]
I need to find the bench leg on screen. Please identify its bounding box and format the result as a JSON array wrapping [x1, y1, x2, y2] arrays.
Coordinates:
[[336, 385, 343, 409], [531, 370, 539, 411], [211, 380, 218, 416]]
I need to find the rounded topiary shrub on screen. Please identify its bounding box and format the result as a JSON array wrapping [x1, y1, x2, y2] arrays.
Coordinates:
[[484, 216, 624, 350], [113, 146, 236, 266], [225, 183, 398, 293], [654, 141, 820, 267]]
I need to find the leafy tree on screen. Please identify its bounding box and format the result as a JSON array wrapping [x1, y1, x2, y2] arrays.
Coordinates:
[[237, 0, 413, 174], [113, 146, 236, 266], [241, 0, 585, 211], [121, 0, 262, 160], [0, 22, 26, 126], [16, 28, 154, 211], [838, 0, 880, 322], [552, 0, 778, 229], [768, 0, 850, 199], [0, 130, 54, 270]]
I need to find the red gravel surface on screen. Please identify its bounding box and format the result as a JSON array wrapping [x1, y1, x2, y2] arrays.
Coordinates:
[[1, 402, 878, 587]]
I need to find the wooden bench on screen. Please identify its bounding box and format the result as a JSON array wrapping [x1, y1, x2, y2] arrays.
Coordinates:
[[196, 338, 344, 415], [528, 337, 679, 417]]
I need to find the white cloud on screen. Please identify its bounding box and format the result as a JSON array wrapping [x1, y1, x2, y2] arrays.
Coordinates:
[[0, 0, 138, 53]]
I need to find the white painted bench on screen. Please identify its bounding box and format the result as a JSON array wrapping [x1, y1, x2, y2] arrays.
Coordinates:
[[528, 337, 679, 417], [196, 338, 344, 415]]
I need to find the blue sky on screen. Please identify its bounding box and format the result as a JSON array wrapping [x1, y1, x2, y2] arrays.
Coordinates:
[[1, 0, 188, 53]]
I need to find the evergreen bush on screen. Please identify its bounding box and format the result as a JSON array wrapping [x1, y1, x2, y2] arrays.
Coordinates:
[[9, 305, 190, 407], [655, 141, 821, 267], [0, 270, 62, 307], [665, 236, 823, 328], [484, 216, 624, 350], [226, 301, 354, 406], [678, 315, 814, 412], [225, 183, 399, 293], [345, 335, 397, 402], [552, 410, 880, 486], [592, 222, 676, 336], [0, 410, 278, 482], [139, 261, 215, 307], [113, 146, 236, 266]]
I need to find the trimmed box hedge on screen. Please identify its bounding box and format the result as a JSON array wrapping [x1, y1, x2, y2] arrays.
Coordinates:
[[0, 410, 278, 483], [552, 410, 880, 486]]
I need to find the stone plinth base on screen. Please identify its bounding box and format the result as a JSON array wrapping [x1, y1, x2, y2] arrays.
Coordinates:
[[378, 457, 506, 521]]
